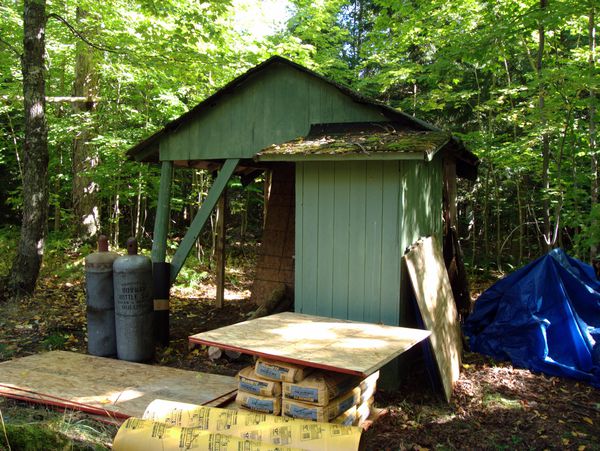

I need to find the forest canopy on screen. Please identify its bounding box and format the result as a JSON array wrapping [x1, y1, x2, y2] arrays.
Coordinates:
[[0, 0, 597, 283]]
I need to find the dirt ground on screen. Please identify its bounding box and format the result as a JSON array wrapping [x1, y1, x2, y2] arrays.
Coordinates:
[[1, 272, 600, 450]]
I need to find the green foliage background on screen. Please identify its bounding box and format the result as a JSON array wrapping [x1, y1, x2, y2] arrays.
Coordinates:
[[0, 0, 598, 271]]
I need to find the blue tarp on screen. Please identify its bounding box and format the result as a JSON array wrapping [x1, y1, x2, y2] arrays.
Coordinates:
[[463, 249, 600, 387]]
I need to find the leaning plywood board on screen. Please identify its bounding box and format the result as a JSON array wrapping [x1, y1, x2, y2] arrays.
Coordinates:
[[189, 312, 430, 376], [404, 236, 461, 402], [0, 351, 237, 418]]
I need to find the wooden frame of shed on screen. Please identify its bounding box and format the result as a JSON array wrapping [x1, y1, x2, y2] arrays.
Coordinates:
[[128, 56, 478, 343]]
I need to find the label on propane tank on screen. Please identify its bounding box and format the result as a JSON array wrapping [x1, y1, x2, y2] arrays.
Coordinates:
[[116, 282, 151, 315]]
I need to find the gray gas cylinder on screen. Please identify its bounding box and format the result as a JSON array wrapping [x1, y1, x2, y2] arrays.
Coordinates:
[[85, 235, 119, 357], [113, 238, 154, 362]]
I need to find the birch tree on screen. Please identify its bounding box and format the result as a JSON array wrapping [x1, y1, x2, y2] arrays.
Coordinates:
[[8, 0, 49, 298]]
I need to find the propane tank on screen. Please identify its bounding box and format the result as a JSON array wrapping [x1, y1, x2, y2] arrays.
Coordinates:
[[85, 235, 119, 357], [113, 237, 154, 362]]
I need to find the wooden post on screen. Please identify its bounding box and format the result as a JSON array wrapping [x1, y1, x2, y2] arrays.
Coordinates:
[[443, 157, 457, 232], [170, 158, 239, 284], [215, 190, 226, 308], [152, 160, 173, 346], [151, 160, 173, 263]]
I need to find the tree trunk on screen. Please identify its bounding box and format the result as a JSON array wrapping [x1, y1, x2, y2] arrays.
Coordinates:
[[538, 0, 551, 250], [8, 0, 49, 298], [134, 170, 143, 240], [590, 4, 598, 259], [482, 162, 490, 261], [112, 192, 120, 247], [516, 174, 524, 264], [72, 6, 100, 240]]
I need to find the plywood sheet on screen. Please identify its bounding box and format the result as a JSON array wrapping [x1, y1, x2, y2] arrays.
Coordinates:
[[404, 236, 461, 402], [189, 312, 430, 376], [0, 351, 237, 418]]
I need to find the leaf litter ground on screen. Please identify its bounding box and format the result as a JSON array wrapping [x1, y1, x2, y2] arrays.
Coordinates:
[[1, 265, 599, 450]]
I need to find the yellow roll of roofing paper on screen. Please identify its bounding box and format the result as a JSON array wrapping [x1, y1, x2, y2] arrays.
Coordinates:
[[113, 399, 363, 451], [113, 417, 300, 451]]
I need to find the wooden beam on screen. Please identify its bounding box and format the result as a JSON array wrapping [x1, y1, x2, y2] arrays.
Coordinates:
[[151, 160, 173, 263], [170, 158, 239, 283], [215, 191, 226, 308]]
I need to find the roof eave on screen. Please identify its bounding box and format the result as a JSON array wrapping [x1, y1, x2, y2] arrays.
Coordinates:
[[255, 151, 427, 162]]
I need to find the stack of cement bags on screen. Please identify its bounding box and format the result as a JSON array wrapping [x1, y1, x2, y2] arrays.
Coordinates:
[[235, 358, 312, 415], [236, 357, 379, 426]]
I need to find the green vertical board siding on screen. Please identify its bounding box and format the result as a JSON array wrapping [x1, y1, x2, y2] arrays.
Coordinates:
[[316, 162, 335, 317], [159, 63, 384, 161], [295, 159, 443, 327], [364, 162, 383, 324], [301, 164, 319, 315], [396, 158, 443, 325], [379, 162, 401, 325], [347, 162, 367, 322], [331, 162, 351, 319], [295, 163, 304, 314]]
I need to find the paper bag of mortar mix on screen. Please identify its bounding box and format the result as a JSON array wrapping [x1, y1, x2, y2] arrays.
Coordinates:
[[238, 365, 281, 397], [236, 390, 281, 415], [283, 370, 359, 406], [332, 405, 358, 426], [357, 396, 375, 426], [255, 358, 312, 382], [282, 387, 361, 422], [118, 399, 363, 451], [359, 371, 379, 393]]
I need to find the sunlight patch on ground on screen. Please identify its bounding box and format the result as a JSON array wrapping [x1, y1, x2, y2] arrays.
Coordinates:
[[482, 392, 523, 410], [171, 283, 250, 301]]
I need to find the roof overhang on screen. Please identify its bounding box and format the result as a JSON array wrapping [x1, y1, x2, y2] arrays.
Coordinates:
[[254, 123, 478, 180], [256, 151, 431, 162]]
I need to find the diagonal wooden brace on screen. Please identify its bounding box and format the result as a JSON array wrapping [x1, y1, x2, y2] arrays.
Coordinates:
[[169, 158, 239, 284]]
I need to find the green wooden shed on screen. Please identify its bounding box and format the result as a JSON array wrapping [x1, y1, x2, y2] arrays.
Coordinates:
[[128, 56, 478, 340]]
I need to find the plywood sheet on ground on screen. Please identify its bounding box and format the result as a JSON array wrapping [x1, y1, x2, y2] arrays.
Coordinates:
[[404, 236, 461, 402], [0, 351, 237, 418], [189, 312, 430, 376]]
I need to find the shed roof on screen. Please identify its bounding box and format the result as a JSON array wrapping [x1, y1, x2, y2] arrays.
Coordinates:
[[256, 122, 478, 180], [256, 126, 451, 162]]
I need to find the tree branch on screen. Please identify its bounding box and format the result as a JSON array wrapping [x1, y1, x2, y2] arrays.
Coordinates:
[[0, 36, 21, 58], [47, 12, 123, 54]]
